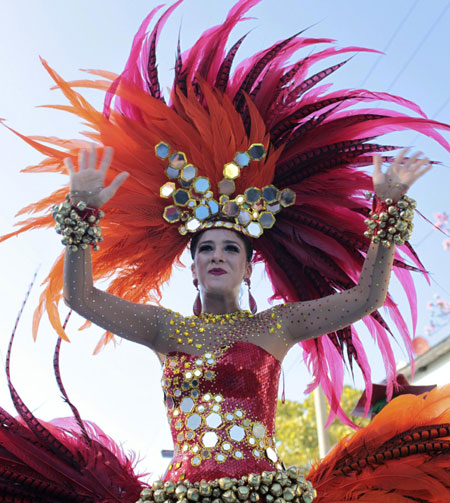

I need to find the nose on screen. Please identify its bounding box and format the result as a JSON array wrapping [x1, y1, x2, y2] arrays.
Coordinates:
[[211, 246, 224, 262]]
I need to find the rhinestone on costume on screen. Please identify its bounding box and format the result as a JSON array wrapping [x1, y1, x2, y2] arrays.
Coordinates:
[[163, 206, 181, 223], [160, 182, 176, 198], [223, 162, 240, 180], [180, 397, 194, 413], [238, 210, 252, 225], [252, 423, 266, 438], [208, 200, 219, 215], [155, 142, 170, 159], [218, 178, 236, 195], [234, 151, 251, 167], [248, 143, 267, 161], [266, 447, 278, 462]]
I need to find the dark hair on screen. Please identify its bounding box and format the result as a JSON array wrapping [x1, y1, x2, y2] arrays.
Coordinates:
[[190, 229, 253, 263]]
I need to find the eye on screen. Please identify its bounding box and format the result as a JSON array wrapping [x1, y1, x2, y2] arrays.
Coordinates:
[[198, 244, 213, 252], [225, 244, 240, 253]]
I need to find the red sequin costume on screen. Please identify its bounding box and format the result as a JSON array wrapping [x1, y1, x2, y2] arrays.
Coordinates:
[[162, 342, 282, 483]]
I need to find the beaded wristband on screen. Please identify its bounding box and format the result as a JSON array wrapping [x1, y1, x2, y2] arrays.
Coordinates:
[[364, 195, 416, 248], [52, 194, 104, 252]]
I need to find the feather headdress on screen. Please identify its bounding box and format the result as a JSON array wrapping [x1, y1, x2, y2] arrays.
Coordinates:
[[2, 0, 450, 423]]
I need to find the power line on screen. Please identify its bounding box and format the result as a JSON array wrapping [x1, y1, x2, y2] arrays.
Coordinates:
[[387, 2, 450, 92], [359, 0, 420, 88]]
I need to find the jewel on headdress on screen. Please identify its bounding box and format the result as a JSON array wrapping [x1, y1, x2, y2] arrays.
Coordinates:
[[234, 152, 251, 167], [248, 143, 266, 161], [218, 179, 235, 195], [157, 141, 295, 237], [181, 164, 197, 182], [192, 177, 210, 194], [173, 189, 190, 206], [223, 162, 240, 180], [160, 182, 176, 198], [155, 142, 170, 159]]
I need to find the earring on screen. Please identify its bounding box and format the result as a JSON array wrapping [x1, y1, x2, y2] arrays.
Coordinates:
[[193, 279, 202, 316], [245, 278, 257, 314]]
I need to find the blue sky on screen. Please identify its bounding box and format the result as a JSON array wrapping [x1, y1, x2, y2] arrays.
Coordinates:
[[0, 0, 449, 477]]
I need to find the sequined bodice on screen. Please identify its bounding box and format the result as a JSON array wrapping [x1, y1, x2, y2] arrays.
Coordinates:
[[161, 341, 282, 482]]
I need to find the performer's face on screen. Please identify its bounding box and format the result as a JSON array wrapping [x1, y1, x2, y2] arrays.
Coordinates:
[[191, 229, 251, 298]]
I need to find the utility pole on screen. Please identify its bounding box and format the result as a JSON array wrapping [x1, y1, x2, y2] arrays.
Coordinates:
[[313, 387, 331, 457]]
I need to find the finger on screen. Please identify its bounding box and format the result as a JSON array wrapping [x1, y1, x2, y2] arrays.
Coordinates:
[[103, 171, 130, 200], [414, 162, 433, 179], [392, 147, 410, 166], [88, 144, 97, 171], [410, 157, 429, 172], [64, 157, 75, 176], [78, 149, 87, 170], [99, 146, 114, 174], [403, 151, 422, 170], [373, 154, 383, 176]]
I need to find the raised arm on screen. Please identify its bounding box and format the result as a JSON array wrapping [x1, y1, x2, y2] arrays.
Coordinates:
[[282, 149, 431, 344], [63, 146, 167, 351]]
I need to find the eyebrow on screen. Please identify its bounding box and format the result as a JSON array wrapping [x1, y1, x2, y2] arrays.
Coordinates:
[[198, 239, 241, 247]]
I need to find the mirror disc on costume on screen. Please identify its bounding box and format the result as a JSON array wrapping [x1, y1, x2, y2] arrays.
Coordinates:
[[181, 164, 197, 182], [155, 142, 170, 159], [280, 188, 296, 207], [252, 423, 266, 438], [194, 204, 210, 220], [170, 152, 187, 169], [238, 210, 252, 225], [215, 453, 226, 463], [244, 187, 261, 204], [228, 425, 245, 441], [180, 397, 194, 413], [193, 177, 211, 194], [165, 166, 180, 179], [173, 189, 190, 206], [186, 414, 202, 430], [223, 201, 240, 218], [205, 413, 222, 428], [246, 221, 263, 238], [266, 447, 278, 462], [262, 185, 279, 204], [266, 202, 281, 214], [234, 151, 251, 167], [191, 456, 201, 466], [222, 442, 232, 451], [163, 206, 181, 223], [201, 432, 219, 448], [259, 211, 276, 229], [208, 199, 219, 215], [186, 218, 201, 232], [248, 143, 266, 161], [218, 179, 235, 195], [223, 162, 240, 180], [160, 182, 176, 198]]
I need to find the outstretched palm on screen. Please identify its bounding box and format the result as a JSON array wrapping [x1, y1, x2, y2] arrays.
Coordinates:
[[373, 148, 431, 201], [65, 145, 129, 208]]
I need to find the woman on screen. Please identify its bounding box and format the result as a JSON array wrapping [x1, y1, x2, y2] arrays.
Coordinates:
[[1, 0, 449, 501]]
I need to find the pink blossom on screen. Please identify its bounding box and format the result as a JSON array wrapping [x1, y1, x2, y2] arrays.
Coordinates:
[[426, 301, 434, 309], [437, 299, 445, 308], [443, 239, 450, 251], [424, 325, 435, 334]]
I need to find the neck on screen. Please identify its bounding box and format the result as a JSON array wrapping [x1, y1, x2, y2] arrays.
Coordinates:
[[200, 290, 241, 315]]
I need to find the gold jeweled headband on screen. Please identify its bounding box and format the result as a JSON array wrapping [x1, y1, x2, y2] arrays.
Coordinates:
[[156, 142, 295, 238]]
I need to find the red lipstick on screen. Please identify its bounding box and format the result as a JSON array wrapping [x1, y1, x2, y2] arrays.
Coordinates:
[[209, 268, 227, 275]]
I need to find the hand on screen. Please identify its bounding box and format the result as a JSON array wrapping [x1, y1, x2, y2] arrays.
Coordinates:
[[373, 148, 431, 202], [64, 145, 129, 208]]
